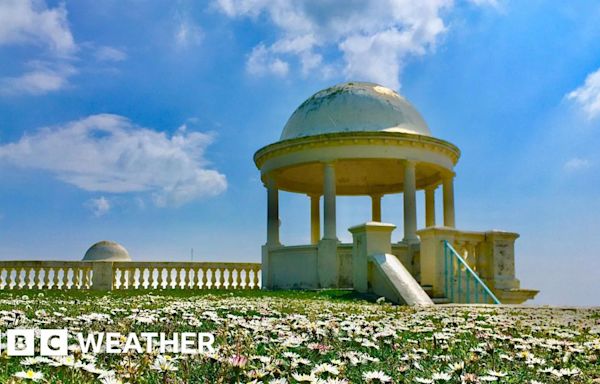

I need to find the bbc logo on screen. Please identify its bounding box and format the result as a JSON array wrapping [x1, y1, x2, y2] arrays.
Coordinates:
[[1, 329, 69, 356]]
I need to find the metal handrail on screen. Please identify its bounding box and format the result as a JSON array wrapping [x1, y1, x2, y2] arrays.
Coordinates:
[[443, 240, 500, 304]]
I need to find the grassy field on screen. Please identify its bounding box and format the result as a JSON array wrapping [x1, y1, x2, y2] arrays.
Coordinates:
[[0, 290, 598, 383]]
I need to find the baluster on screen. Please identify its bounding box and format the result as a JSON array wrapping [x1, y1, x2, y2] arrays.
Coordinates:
[[6, 268, 14, 290], [457, 264, 462, 303], [72, 268, 80, 289], [192, 267, 200, 289], [146, 267, 152, 289], [17, 268, 25, 289], [227, 268, 234, 289], [62, 268, 69, 289], [52, 268, 60, 290], [170, 268, 177, 289], [135, 268, 141, 289], [243, 268, 250, 289], [129, 267, 135, 289], [208, 268, 216, 289], [0, 268, 5, 290], [130, 268, 138, 289], [117, 268, 125, 289], [218, 268, 225, 289], [44, 268, 52, 289], [82, 268, 89, 289], [444, 244, 448, 299], [252, 267, 260, 289], [141, 268, 147, 289], [466, 273, 471, 303], [31, 268, 39, 289], [157, 268, 164, 289], [163, 267, 169, 289], [201, 267, 208, 289], [149, 267, 157, 289], [22, 268, 29, 289], [235, 268, 242, 289], [449, 254, 455, 303], [182, 268, 190, 289], [64, 267, 74, 289]]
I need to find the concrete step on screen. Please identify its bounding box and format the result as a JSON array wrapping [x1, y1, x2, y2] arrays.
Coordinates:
[[432, 297, 451, 304], [421, 285, 451, 304]]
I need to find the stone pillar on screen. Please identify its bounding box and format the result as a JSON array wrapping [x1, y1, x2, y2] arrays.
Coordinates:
[[318, 162, 338, 288], [443, 175, 456, 228], [91, 262, 114, 290], [484, 231, 521, 291], [403, 160, 418, 243], [371, 194, 382, 222], [425, 186, 436, 228], [309, 194, 320, 244], [349, 222, 396, 292], [416, 227, 457, 297], [323, 162, 337, 240], [266, 179, 280, 246]]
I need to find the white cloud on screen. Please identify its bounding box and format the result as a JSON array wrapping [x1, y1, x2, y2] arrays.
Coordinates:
[[215, 0, 458, 88], [0, 114, 227, 206], [0, 61, 75, 95], [86, 196, 111, 217], [175, 18, 204, 49], [563, 157, 592, 172], [567, 67, 600, 120], [0, 0, 76, 55], [95, 46, 127, 62], [468, 0, 500, 6], [247, 44, 289, 76]]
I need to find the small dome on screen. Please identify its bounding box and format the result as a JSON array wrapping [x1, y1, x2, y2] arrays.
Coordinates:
[[280, 82, 431, 141], [83, 240, 131, 261]]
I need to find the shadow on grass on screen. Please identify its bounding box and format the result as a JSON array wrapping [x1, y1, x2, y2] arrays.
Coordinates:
[[0, 288, 382, 303]]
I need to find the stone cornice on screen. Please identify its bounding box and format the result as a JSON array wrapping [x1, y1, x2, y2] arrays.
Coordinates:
[[254, 131, 461, 169]]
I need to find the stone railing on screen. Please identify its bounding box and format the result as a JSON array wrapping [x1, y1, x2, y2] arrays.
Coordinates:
[[0, 261, 261, 291], [417, 227, 538, 304], [450, 231, 487, 272], [112, 262, 261, 290], [0, 261, 93, 290]]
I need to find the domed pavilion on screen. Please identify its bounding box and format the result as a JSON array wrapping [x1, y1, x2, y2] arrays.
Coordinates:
[[254, 82, 537, 304]]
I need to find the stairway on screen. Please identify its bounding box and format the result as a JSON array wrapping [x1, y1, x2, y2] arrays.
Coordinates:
[[421, 284, 450, 304]]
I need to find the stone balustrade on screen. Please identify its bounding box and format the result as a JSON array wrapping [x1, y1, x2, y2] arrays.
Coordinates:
[[0, 261, 261, 291], [417, 227, 538, 304], [450, 231, 486, 272]]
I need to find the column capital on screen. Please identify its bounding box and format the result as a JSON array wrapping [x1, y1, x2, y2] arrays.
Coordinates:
[[263, 175, 277, 189], [403, 159, 417, 167], [442, 171, 456, 181]]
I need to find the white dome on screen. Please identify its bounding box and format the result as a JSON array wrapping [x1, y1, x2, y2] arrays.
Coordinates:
[[280, 82, 431, 140], [83, 240, 131, 262]]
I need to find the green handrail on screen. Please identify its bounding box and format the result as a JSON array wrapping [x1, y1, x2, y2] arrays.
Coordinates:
[[443, 240, 500, 304]]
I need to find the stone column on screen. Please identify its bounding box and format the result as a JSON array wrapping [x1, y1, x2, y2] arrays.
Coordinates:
[[425, 186, 436, 227], [309, 194, 320, 244], [348, 222, 396, 293], [371, 194, 382, 222], [323, 163, 337, 240], [266, 179, 280, 246], [443, 175, 456, 228], [403, 160, 418, 243]]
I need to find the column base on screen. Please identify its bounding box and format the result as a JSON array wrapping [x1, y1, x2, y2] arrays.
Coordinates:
[[317, 239, 339, 288]]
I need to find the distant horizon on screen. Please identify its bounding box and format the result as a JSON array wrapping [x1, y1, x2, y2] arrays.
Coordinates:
[[1, 1, 599, 306]]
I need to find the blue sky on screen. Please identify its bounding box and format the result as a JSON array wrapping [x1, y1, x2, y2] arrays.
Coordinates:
[[1, 0, 599, 305]]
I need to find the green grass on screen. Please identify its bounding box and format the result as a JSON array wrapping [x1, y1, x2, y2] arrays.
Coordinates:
[[0, 290, 598, 383]]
